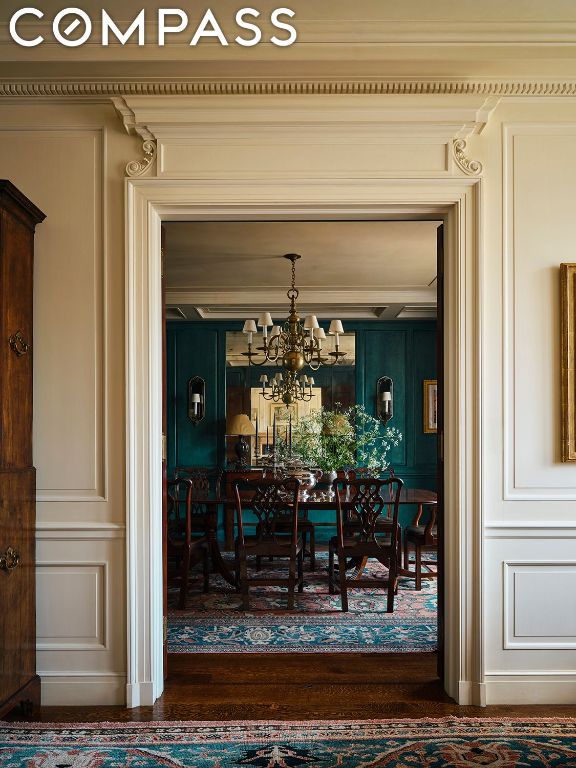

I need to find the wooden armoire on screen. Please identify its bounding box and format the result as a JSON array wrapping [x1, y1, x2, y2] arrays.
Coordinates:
[[0, 180, 45, 718]]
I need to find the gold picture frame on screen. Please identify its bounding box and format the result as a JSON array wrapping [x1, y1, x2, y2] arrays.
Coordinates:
[[423, 379, 438, 434], [561, 264, 576, 461]]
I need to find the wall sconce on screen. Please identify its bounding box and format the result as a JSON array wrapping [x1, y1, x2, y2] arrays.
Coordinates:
[[187, 376, 205, 426], [376, 376, 393, 424]]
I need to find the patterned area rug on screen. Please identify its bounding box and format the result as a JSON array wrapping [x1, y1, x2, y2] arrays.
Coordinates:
[[168, 553, 437, 653], [1, 719, 576, 767]]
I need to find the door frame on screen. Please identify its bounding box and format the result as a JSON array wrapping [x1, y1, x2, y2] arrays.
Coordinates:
[[124, 178, 483, 707]]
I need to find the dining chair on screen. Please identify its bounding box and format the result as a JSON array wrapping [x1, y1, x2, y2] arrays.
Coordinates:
[[328, 475, 403, 612], [403, 503, 439, 590], [264, 467, 322, 570], [234, 477, 304, 610], [167, 478, 210, 609]]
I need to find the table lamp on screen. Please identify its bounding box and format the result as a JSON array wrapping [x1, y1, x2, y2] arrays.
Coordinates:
[[227, 413, 256, 468]]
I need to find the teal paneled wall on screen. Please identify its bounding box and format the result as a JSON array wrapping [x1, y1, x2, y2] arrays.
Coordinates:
[[167, 320, 437, 536], [167, 324, 228, 472]]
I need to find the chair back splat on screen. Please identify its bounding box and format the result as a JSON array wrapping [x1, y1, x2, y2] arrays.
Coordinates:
[[234, 477, 304, 609], [174, 466, 222, 500], [339, 477, 402, 546]]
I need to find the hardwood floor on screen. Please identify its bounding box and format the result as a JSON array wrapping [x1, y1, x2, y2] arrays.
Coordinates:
[[19, 653, 576, 722]]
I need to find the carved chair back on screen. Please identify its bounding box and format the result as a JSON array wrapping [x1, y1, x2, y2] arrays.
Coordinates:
[[335, 476, 403, 548], [234, 477, 301, 547], [174, 466, 222, 499]]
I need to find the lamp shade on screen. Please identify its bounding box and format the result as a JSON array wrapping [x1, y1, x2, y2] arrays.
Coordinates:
[[242, 319, 257, 334], [314, 327, 326, 339], [270, 325, 281, 338], [328, 319, 344, 335], [303, 314, 319, 330], [190, 393, 201, 404], [257, 312, 273, 327], [227, 413, 255, 436]]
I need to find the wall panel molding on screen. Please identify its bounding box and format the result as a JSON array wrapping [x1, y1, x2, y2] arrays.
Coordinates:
[[502, 122, 576, 500], [503, 560, 576, 649], [0, 126, 108, 503], [36, 523, 125, 540], [0, 128, 108, 503], [486, 523, 576, 538], [36, 560, 108, 651]]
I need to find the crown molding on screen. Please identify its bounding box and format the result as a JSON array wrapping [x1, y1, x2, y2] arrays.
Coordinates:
[[3, 79, 576, 98], [166, 287, 437, 305]]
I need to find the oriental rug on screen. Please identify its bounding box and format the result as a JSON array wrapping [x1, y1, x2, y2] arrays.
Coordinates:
[[168, 553, 437, 653], [1, 718, 576, 767]]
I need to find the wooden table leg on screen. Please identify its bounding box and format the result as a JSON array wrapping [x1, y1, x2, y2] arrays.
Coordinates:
[[205, 509, 237, 587], [223, 503, 234, 551]]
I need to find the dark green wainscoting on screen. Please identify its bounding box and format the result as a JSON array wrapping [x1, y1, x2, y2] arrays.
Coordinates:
[[167, 320, 437, 540]]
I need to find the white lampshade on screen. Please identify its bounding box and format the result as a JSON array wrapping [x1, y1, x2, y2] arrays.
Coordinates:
[[257, 312, 273, 327], [382, 391, 392, 402], [259, 374, 268, 384], [190, 393, 201, 404], [328, 319, 344, 335], [303, 314, 319, 330], [300, 374, 308, 385], [270, 325, 281, 338], [243, 319, 257, 334], [274, 372, 283, 382], [307, 376, 315, 386], [314, 327, 326, 340]]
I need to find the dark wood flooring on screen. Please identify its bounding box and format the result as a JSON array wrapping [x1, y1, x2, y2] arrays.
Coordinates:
[[17, 653, 576, 722]]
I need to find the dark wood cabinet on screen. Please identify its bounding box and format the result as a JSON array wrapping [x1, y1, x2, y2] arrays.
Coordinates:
[[0, 180, 45, 718]]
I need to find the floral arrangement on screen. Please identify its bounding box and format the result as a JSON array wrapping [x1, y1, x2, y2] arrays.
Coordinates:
[[284, 403, 402, 473]]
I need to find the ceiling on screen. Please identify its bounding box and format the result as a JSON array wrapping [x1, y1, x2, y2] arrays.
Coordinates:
[[164, 220, 440, 322]]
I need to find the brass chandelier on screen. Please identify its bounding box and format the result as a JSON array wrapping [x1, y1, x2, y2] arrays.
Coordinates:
[[242, 254, 346, 404]]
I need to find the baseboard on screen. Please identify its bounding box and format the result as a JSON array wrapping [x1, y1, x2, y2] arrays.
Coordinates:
[[485, 676, 576, 704], [126, 680, 156, 708], [40, 673, 126, 706], [457, 680, 487, 706]]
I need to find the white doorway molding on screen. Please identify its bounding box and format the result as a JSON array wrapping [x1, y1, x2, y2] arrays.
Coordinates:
[[125, 178, 482, 707]]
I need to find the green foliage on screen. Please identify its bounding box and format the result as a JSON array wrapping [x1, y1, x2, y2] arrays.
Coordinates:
[[288, 404, 402, 472]]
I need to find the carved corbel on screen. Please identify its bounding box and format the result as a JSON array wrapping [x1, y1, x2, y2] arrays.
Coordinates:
[[125, 140, 157, 178], [452, 139, 483, 176]]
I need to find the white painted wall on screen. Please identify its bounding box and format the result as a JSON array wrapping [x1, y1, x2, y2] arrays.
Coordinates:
[[1, 89, 576, 706]]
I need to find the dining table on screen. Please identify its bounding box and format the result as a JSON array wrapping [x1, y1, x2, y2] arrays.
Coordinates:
[[200, 485, 438, 588]]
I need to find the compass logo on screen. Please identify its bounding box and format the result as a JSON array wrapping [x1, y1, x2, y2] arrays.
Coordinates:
[[9, 7, 297, 47]]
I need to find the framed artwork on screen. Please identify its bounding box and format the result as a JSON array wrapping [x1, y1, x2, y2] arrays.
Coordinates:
[[561, 264, 576, 461], [423, 379, 438, 434]]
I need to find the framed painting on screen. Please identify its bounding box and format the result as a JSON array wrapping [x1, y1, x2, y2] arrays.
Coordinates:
[[423, 379, 438, 434], [561, 264, 576, 461]]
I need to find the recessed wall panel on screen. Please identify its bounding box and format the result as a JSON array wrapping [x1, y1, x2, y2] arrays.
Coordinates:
[[0, 129, 104, 500]]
